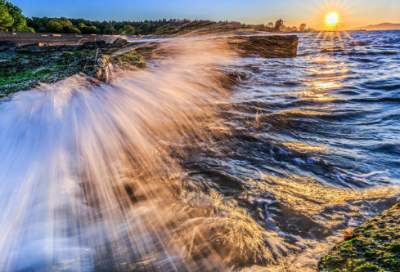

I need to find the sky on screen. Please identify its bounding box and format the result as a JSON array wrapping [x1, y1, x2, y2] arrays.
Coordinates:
[[10, 0, 400, 29]]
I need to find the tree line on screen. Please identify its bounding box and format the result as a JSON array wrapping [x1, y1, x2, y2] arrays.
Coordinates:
[[0, 1, 311, 35], [25, 17, 218, 35], [0, 0, 34, 32], [25, 17, 311, 35]]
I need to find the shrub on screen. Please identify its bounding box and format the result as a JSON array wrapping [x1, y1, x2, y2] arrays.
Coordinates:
[[37, 26, 47, 32], [48, 19, 63, 32], [64, 25, 80, 33], [0, 4, 13, 31], [123, 25, 135, 35], [80, 25, 99, 34], [16, 24, 34, 32]]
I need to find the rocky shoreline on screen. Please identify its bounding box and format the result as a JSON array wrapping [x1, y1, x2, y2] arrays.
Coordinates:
[[0, 38, 146, 96], [0, 35, 299, 97]]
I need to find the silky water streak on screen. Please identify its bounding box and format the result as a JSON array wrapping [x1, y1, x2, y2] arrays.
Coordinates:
[[0, 40, 235, 271]]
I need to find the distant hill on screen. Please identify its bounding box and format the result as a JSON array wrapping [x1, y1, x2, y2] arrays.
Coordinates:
[[352, 23, 400, 31]]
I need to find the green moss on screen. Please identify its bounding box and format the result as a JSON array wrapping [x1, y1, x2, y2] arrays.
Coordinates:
[[114, 51, 147, 69], [364, 224, 375, 230], [319, 203, 400, 271], [364, 250, 378, 259], [371, 233, 390, 241]]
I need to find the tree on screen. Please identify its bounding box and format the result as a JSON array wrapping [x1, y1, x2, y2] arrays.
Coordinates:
[[59, 17, 73, 27], [16, 23, 34, 32], [47, 17, 80, 33], [0, 1, 34, 32], [299, 23, 306, 32], [123, 25, 135, 35], [48, 19, 64, 32], [79, 24, 99, 34], [274, 19, 284, 31], [103, 22, 116, 34], [292, 26, 298, 32], [0, 3, 13, 31], [27, 17, 48, 32], [64, 25, 80, 33], [267, 22, 273, 29], [5, 2, 23, 30], [37, 26, 47, 32]]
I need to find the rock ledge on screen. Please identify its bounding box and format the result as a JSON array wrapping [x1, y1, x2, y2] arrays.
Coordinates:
[[319, 203, 400, 272]]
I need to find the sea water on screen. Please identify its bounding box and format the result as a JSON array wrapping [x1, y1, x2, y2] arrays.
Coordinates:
[[0, 30, 399, 271]]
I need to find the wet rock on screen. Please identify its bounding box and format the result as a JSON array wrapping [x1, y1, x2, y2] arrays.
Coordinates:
[[0, 41, 18, 52], [0, 41, 146, 95], [113, 38, 130, 48], [319, 203, 400, 271], [218, 70, 249, 88], [16, 43, 85, 53], [227, 35, 299, 58]]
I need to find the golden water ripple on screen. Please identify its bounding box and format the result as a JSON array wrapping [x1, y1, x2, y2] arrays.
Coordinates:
[[282, 142, 329, 154]]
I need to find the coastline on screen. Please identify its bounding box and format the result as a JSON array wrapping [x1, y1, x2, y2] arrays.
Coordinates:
[[0, 34, 298, 97], [1, 31, 398, 270], [0, 38, 146, 96]]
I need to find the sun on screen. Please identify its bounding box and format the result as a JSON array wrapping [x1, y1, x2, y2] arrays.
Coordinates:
[[326, 13, 339, 25]]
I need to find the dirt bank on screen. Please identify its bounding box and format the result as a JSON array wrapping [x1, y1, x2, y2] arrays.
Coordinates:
[[0, 32, 122, 46]]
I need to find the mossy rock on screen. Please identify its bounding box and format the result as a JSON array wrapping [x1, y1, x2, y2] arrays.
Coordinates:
[[0, 39, 146, 96], [319, 203, 400, 272]]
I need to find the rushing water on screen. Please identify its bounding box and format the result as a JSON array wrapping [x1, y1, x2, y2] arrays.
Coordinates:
[[0, 30, 399, 272]]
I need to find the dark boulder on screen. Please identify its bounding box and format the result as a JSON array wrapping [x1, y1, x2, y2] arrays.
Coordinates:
[[83, 40, 109, 49], [0, 41, 18, 47], [112, 38, 130, 48]]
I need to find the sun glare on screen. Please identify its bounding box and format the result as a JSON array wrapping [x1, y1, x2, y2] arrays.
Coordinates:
[[326, 13, 339, 25]]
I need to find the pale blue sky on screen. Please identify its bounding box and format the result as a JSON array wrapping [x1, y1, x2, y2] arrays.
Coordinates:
[[10, 0, 400, 29]]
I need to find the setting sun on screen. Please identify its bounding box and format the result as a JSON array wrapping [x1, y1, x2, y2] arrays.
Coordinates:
[[326, 12, 339, 25]]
